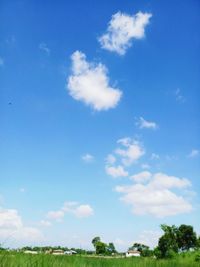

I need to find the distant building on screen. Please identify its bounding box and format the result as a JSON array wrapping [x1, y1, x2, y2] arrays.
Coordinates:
[[24, 250, 38, 255], [52, 249, 64, 255], [64, 250, 77, 255], [126, 250, 141, 257]]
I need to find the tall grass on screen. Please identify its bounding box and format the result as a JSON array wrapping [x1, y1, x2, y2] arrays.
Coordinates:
[[0, 251, 200, 267]]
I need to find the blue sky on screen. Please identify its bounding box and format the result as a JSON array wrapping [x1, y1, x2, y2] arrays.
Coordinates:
[[0, 0, 200, 250]]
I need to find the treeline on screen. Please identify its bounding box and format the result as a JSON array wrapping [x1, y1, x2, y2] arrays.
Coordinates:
[[1, 224, 200, 260], [91, 224, 200, 259]]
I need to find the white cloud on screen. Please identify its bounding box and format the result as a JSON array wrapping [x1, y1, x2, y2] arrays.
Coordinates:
[[39, 42, 50, 55], [73, 205, 94, 218], [67, 51, 122, 110], [115, 172, 193, 217], [99, 11, 152, 55], [105, 138, 144, 179], [106, 165, 128, 178], [116, 138, 145, 166], [0, 57, 4, 66], [0, 207, 43, 246], [188, 149, 199, 158], [130, 171, 152, 183], [106, 154, 116, 165], [136, 117, 158, 129], [82, 153, 94, 163], [0, 208, 22, 228], [46, 201, 94, 222], [46, 210, 65, 222]]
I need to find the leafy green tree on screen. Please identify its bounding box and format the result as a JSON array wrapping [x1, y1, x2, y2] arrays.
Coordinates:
[[95, 241, 107, 255], [92, 237, 101, 248], [177, 224, 197, 251], [129, 243, 149, 252], [156, 224, 179, 258], [197, 237, 200, 249], [129, 243, 152, 257], [107, 243, 117, 255]]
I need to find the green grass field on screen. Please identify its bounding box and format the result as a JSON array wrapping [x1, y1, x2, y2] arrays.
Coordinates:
[[1, 252, 200, 267]]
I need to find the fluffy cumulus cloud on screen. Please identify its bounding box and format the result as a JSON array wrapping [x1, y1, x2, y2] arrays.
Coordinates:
[[115, 172, 193, 217], [46, 210, 65, 222], [105, 137, 144, 178], [136, 117, 158, 129], [73, 205, 94, 218], [130, 171, 152, 183], [99, 11, 152, 55], [116, 138, 145, 166], [0, 208, 43, 246], [46, 201, 94, 222], [67, 51, 122, 110], [106, 165, 128, 178]]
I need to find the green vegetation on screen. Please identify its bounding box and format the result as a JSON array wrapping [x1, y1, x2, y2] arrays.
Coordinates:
[[0, 251, 200, 267], [154, 224, 199, 259], [92, 237, 117, 255], [1, 224, 200, 266]]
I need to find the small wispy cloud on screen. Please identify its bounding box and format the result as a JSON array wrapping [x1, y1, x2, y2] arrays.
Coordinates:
[[39, 42, 50, 55], [136, 117, 158, 130], [82, 153, 94, 163], [188, 149, 199, 158], [175, 88, 185, 103]]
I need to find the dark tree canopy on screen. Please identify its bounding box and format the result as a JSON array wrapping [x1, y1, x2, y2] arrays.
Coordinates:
[[177, 224, 197, 251], [92, 237, 101, 248], [155, 224, 199, 258]]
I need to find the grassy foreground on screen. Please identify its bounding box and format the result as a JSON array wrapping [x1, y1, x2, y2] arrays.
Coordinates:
[[0, 252, 200, 267]]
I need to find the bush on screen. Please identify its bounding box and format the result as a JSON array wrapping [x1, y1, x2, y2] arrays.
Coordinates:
[[195, 253, 200, 262]]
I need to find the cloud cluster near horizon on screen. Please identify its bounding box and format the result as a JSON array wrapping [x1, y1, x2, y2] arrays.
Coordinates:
[[0, 207, 43, 245], [116, 172, 192, 217]]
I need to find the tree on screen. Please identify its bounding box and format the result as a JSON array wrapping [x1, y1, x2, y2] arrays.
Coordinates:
[[92, 237, 101, 248], [107, 243, 117, 255], [129, 243, 149, 252], [177, 224, 197, 251], [129, 243, 152, 257], [95, 241, 107, 255], [156, 224, 179, 258]]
